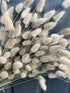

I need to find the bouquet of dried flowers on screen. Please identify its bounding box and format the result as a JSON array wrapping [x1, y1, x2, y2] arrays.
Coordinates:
[[0, 0, 70, 91]]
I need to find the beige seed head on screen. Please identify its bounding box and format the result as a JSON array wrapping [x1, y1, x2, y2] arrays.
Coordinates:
[[25, 65, 32, 71], [22, 31, 31, 39], [22, 40, 32, 46], [3, 52, 11, 59], [53, 11, 65, 22], [19, 48, 26, 56], [47, 64, 55, 70], [48, 73, 57, 79], [31, 28, 41, 38], [21, 71, 27, 78], [62, 0, 70, 9], [55, 70, 67, 78], [15, 3, 23, 13], [13, 61, 23, 69], [30, 43, 41, 53], [14, 56, 21, 62], [4, 62, 12, 70], [13, 69, 20, 74], [1, 14, 14, 30], [35, 50, 45, 57], [32, 58, 39, 64], [60, 28, 70, 36], [22, 54, 30, 63], [40, 45, 48, 50], [0, 48, 2, 56], [36, 0, 45, 13], [44, 22, 57, 30], [44, 10, 55, 21], [0, 57, 7, 64], [31, 13, 38, 23], [52, 61, 59, 67], [0, 71, 9, 79], [23, 0, 34, 8], [43, 37, 52, 45], [1, 0, 7, 14], [21, 7, 31, 18], [8, 74, 15, 80], [50, 45, 62, 53]]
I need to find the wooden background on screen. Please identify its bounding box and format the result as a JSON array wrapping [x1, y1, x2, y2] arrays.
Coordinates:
[[0, 0, 70, 93]]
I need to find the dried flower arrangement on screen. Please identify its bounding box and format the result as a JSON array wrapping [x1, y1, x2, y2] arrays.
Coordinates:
[[0, 0, 70, 91]]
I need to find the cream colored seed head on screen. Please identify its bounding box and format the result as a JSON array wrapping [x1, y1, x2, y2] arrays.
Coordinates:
[[8, 74, 15, 80], [22, 31, 31, 39], [40, 45, 48, 50], [32, 58, 39, 64], [0, 71, 9, 79], [60, 28, 70, 36], [23, 13, 32, 25], [59, 57, 70, 67], [55, 70, 67, 78], [3, 52, 11, 59], [21, 7, 31, 18], [53, 11, 65, 22], [14, 56, 21, 62], [11, 47, 19, 57], [25, 65, 32, 71], [36, 0, 45, 13], [23, 0, 34, 8], [44, 10, 55, 21], [50, 45, 62, 53], [0, 48, 2, 56], [40, 55, 55, 63], [22, 40, 32, 46], [19, 48, 26, 56], [4, 62, 12, 70], [43, 37, 52, 45], [31, 28, 41, 38], [48, 73, 57, 79], [0, 57, 7, 64], [21, 71, 27, 78], [62, 0, 70, 9], [22, 54, 30, 63], [31, 13, 38, 23], [44, 22, 57, 30], [5, 39, 17, 49], [15, 3, 23, 13], [32, 18, 47, 28], [1, 0, 7, 14], [47, 64, 55, 70], [30, 43, 41, 53], [13, 61, 23, 69], [52, 61, 59, 67], [13, 69, 20, 74], [35, 50, 45, 57], [1, 14, 14, 30]]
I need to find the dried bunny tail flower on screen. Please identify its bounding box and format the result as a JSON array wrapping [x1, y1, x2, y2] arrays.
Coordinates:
[[15, 3, 23, 13], [23, 0, 34, 8], [48, 73, 57, 79], [36, 0, 45, 13], [59, 57, 70, 67], [32, 18, 47, 28], [1, 0, 7, 14], [4, 62, 12, 70], [13, 69, 20, 74], [58, 64, 70, 74], [40, 55, 55, 63], [55, 70, 67, 78], [1, 14, 14, 30], [59, 28, 70, 36], [22, 40, 32, 46], [5, 6, 14, 19], [46, 64, 55, 70], [23, 13, 32, 25], [50, 45, 62, 53], [58, 50, 70, 58], [44, 22, 57, 30], [0, 47, 2, 56], [22, 31, 31, 39], [44, 10, 56, 21], [13, 61, 23, 69], [25, 64, 32, 71], [53, 11, 65, 22], [3, 52, 11, 59], [19, 48, 26, 56], [31, 13, 38, 23], [11, 47, 19, 57], [40, 45, 48, 51], [43, 37, 52, 45], [21, 70, 27, 78], [35, 50, 45, 57], [31, 28, 41, 38], [21, 7, 31, 19], [0, 57, 7, 64], [8, 74, 15, 80], [62, 0, 70, 9], [30, 43, 41, 53], [36, 75, 47, 91], [0, 71, 9, 79], [32, 58, 39, 64], [5, 39, 17, 49]]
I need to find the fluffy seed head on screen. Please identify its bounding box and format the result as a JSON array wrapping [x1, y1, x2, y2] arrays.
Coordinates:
[[0, 71, 9, 79]]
